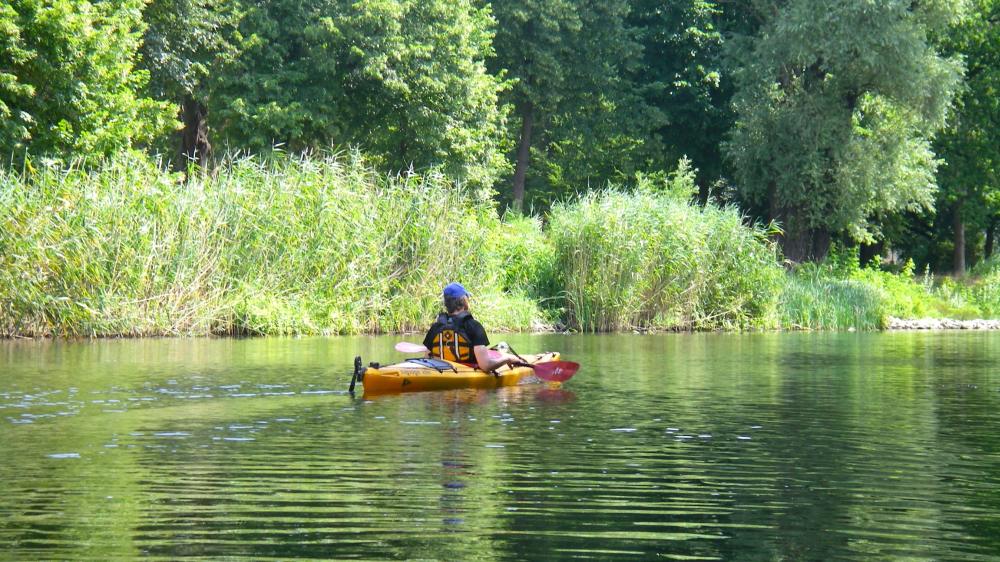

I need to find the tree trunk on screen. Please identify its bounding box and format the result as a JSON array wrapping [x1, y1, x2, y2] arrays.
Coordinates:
[[778, 212, 831, 264], [986, 221, 996, 260], [179, 94, 211, 175], [780, 213, 811, 264], [511, 102, 534, 213], [811, 228, 831, 262], [953, 203, 966, 276]]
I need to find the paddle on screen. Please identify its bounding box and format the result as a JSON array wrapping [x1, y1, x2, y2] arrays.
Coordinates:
[[515, 360, 580, 382], [395, 341, 579, 381], [395, 342, 429, 354], [503, 343, 579, 382]]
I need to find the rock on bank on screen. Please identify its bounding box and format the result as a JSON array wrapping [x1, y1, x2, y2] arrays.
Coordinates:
[[888, 317, 1000, 330]]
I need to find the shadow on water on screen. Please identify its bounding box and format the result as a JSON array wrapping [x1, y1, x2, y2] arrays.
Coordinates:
[[1, 332, 999, 560]]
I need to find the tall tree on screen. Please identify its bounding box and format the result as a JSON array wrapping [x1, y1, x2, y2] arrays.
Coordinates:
[[0, 0, 174, 161], [627, 0, 729, 201], [489, 0, 636, 211], [140, 0, 240, 170], [212, 0, 508, 186], [726, 0, 964, 263], [933, 0, 1000, 273]]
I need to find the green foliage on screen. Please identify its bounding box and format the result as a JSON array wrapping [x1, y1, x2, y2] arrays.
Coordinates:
[[958, 256, 1000, 315], [625, 0, 730, 188], [636, 158, 701, 201], [0, 152, 540, 337], [0, 0, 175, 159], [546, 168, 784, 331], [966, 272, 1000, 316], [925, 0, 1000, 269], [140, 0, 238, 100], [489, 214, 558, 300], [970, 255, 1000, 276], [489, 0, 641, 207], [780, 247, 1000, 331], [726, 0, 965, 260], [849, 260, 964, 320], [779, 267, 887, 330], [4, 151, 1000, 337], [495, 0, 733, 209], [212, 0, 508, 186]]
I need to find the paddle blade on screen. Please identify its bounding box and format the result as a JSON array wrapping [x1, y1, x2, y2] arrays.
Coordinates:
[[395, 342, 429, 354], [531, 361, 579, 382]]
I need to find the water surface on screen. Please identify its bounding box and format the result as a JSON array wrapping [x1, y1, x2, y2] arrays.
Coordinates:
[[1, 333, 999, 560]]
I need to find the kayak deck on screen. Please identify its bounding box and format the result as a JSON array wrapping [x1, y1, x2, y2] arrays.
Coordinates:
[[359, 352, 559, 395]]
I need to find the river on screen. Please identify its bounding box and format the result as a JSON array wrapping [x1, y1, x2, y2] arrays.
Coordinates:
[[1, 333, 998, 560]]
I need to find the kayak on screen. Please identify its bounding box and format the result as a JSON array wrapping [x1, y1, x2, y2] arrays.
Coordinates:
[[353, 352, 560, 396]]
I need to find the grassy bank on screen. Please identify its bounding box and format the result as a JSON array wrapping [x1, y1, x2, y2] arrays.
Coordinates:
[[780, 254, 1000, 331], [0, 153, 540, 337], [2, 154, 998, 337]]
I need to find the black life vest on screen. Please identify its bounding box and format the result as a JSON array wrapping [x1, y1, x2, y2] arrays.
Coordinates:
[[427, 311, 475, 364]]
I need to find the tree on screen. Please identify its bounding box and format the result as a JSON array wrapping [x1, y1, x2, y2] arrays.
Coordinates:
[[933, 0, 1000, 273], [489, 0, 636, 211], [140, 0, 240, 170], [726, 0, 964, 263], [0, 0, 174, 161], [211, 0, 508, 186], [626, 0, 729, 202]]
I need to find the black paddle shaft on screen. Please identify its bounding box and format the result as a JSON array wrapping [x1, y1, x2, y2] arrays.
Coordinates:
[[349, 356, 363, 394], [505, 344, 530, 364]]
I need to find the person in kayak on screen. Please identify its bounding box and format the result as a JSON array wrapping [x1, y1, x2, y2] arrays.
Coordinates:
[[423, 282, 518, 371]]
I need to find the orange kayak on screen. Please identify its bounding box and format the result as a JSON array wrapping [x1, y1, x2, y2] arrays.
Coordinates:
[[353, 352, 560, 396]]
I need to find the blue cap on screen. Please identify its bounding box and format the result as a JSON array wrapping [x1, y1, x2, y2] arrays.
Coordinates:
[[443, 282, 470, 298]]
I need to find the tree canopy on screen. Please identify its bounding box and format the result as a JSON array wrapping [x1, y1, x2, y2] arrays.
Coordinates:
[[933, 0, 1000, 272], [2, 0, 997, 271], [0, 0, 174, 160], [212, 0, 508, 185], [726, 0, 964, 262]]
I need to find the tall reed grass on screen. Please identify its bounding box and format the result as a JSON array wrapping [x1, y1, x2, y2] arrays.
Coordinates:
[[778, 266, 887, 330], [779, 254, 1000, 330], [546, 185, 784, 331], [0, 152, 539, 336], [4, 153, 997, 338]]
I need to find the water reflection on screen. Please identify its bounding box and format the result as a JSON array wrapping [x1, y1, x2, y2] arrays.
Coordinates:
[[0, 333, 998, 560]]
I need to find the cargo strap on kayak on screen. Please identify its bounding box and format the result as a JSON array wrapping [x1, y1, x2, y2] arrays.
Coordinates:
[[404, 358, 458, 373]]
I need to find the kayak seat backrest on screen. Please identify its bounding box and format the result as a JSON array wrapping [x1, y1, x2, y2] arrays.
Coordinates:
[[403, 358, 458, 372]]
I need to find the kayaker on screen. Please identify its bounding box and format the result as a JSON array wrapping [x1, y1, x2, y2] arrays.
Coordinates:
[[423, 282, 517, 372]]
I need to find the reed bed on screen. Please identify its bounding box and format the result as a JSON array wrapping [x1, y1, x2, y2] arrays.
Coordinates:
[[3, 153, 996, 337], [546, 188, 784, 331], [0, 153, 539, 337], [778, 268, 887, 330], [779, 257, 1000, 330]]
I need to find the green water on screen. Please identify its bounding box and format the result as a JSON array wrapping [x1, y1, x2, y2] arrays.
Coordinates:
[[1, 333, 999, 560]]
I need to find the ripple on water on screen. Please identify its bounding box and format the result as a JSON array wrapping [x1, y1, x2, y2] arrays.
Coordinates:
[[1, 333, 999, 561]]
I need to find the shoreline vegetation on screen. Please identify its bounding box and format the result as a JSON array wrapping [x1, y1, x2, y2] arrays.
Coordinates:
[[3, 0, 998, 340], [3, 154, 1000, 339]]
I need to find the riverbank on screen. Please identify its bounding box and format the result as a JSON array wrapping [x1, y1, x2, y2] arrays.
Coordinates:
[[888, 317, 1000, 330], [2, 154, 999, 337]]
